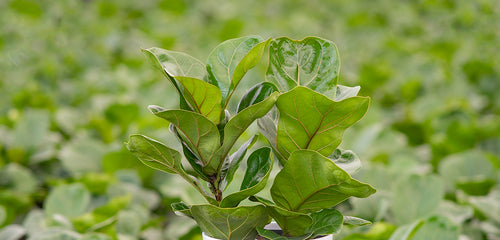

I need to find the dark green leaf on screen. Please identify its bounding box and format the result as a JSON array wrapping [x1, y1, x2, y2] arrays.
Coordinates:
[[190, 204, 269, 240], [271, 150, 376, 213], [170, 124, 209, 181], [266, 37, 340, 96], [220, 135, 258, 190], [172, 202, 193, 219], [306, 209, 343, 238], [237, 82, 279, 113], [276, 87, 369, 162], [220, 147, 273, 208]]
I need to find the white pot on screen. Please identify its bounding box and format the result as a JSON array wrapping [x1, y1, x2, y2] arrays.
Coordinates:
[[202, 222, 333, 240]]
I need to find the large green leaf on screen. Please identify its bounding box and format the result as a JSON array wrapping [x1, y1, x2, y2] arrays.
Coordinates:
[[190, 204, 269, 240], [207, 36, 269, 103], [276, 87, 369, 162], [266, 37, 340, 96], [220, 147, 273, 208], [149, 107, 220, 167], [174, 76, 222, 123], [204, 92, 279, 174], [391, 174, 444, 225], [271, 150, 375, 213], [142, 47, 206, 110]]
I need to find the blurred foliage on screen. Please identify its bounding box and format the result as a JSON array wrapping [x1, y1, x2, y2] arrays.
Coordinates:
[[0, 0, 499, 239]]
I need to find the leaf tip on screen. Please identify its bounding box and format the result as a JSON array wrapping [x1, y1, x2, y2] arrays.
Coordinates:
[[148, 105, 165, 114]]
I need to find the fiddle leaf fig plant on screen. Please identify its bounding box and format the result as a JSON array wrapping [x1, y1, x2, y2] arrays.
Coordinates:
[[126, 36, 375, 240]]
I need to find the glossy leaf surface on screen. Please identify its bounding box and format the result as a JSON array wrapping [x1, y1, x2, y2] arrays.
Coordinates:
[[267, 37, 340, 96], [220, 135, 257, 190], [220, 147, 272, 208], [207, 36, 267, 102], [142, 47, 206, 79], [205, 92, 279, 174], [330, 149, 362, 175], [149, 108, 220, 168], [271, 150, 376, 213], [237, 82, 278, 113], [343, 216, 371, 226], [190, 204, 269, 240], [306, 209, 343, 238], [276, 87, 369, 161], [175, 76, 222, 123], [126, 134, 183, 174], [171, 202, 192, 218]]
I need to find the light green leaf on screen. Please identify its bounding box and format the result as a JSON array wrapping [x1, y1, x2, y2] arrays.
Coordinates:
[[388, 220, 424, 240], [80, 233, 112, 240], [306, 209, 343, 238], [0, 225, 25, 240], [256, 228, 308, 240], [149, 108, 220, 167], [126, 135, 183, 174], [174, 76, 222, 123], [206, 36, 266, 102], [335, 85, 360, 101], [271, 150, 375, 213], [220, 147, 273, 208], [266, 37, 340, 96], [469, 189, 500, 224], [205, 92, 279, 175], [44, 183, 91, 218], [26, 229, 81, 240], [411, 216, 459, 240], [171, 202, 193, 219], [276, 87, 369, 162], [391, 174, 444, 225], [330, 149, 362, 175], [1, 163, 37, 194], [190, 204, 269, 240], [343, 216, 372, 226], [116, 210, 141, 237]]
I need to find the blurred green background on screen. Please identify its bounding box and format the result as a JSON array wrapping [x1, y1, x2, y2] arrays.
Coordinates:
[[0, 0, 499, 239]]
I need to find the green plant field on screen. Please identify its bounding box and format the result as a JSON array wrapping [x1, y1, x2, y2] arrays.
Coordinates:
[[0, 0, 499, 239]]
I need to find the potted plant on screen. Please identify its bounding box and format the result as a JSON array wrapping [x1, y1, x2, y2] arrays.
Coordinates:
[[126, 36, 376, 240]]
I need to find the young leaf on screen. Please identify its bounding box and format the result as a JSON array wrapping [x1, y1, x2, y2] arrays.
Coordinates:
[[220, 147, 273, 208], [149, 108, 220, 167], [220, 135, 258, 190], [330, 149, 362, 175], [335, 85, 361, 101], [306, 209, 343, 238], [343, 216, 372, 226], [237, 82, 279, 113], [126, 134, 183, 174], [170, 125, 209, 181], [207, 36, 269, 103], [171, 202, 193, 219], [266, 37, 340, 96], [271, 150, 376, 213], [204, 92, 279, 175], [190, 204, 269, 240], [276, 87, 369, 162], [142, 48, 206, 110], [174, 76, 222, 123]]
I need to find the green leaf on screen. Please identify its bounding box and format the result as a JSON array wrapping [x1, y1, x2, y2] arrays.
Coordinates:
[[220, 135, 258, 190], [73, 196, 131, 233], [190, 204, 269, 240], [175, 76, 222, 123], [271, 150, 375, 213], [306, 209, 343, 238], [391, 174, 444, 225], [149, 108, 220, 167], [330, 149, 362, 175], [220, 147, 273, 208], [142, 47, 206, 110], [44, 183, 91, 218], [411, 216, 459, 240], [0, 225, 25, 240], [469, 189, 500, 224], [170, 125, 209, 181], [238, 82, 279, 113], [266, 37, 340, 96], [207, 36, 268, 102], [388, 220, 424, 240], [343, 216, 371, 226], [335, 85, 360, 101], [172, 202, 193, 219], [126, 134, 183, 175], [276, 87, 369, 162], [256, 228, 308, 240], [81, 233, 112, 240], [205, 92, 279, 175], [250, 196, 313, 237]]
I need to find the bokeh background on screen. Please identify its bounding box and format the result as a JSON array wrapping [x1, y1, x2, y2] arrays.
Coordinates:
[[1, 0, 499, 239]]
